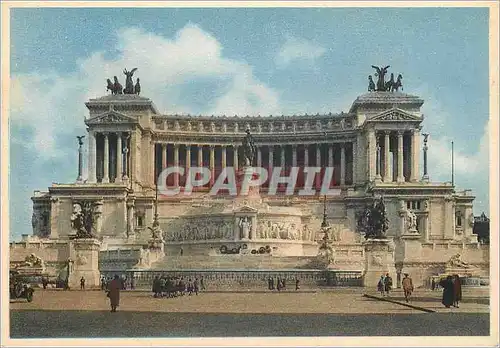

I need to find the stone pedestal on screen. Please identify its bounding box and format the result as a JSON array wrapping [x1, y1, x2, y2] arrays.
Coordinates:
[[148, 238, 165, 264], [363, 238, 396, 288], [68, 238, 101, 289]]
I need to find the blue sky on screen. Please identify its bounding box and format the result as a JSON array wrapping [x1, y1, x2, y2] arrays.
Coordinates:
[[9, 7, 490, 241]]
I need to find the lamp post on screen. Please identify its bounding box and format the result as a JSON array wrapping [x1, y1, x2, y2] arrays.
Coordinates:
[[422, 133, 429, 182]]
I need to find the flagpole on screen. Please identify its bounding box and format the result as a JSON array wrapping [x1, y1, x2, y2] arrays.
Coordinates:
[[451, 141, 454, 187]]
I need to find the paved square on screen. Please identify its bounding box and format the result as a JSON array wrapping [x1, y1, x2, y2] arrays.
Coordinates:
[[9, 289, 490, 337]]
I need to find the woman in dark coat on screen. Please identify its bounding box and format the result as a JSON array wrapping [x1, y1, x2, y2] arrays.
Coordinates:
[[439, 275, 454, 308], [107, 275, 121, 312], [453, 274, 462, 308]]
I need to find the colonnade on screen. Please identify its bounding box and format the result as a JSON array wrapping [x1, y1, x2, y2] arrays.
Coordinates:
[[153, 142, 355, 187], [87, 131, 130, 183], [371, 129, 419, 183]]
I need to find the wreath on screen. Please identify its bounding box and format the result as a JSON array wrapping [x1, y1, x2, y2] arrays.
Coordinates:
[[251, 249, 257, 254], [219, 245, 228, 254], [258, 247, 266, 254], [242, 244, 248, 250]]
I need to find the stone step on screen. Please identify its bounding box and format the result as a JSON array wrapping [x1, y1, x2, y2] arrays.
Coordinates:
[[150, 255, 319, 270]]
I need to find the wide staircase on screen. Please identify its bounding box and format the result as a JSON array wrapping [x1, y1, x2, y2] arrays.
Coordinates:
[[149, 254, 319, 271]]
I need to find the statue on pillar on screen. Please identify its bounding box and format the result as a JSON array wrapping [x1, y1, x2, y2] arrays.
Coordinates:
[[76, 136, 85, 183], [371, 65, 390, 91], [405, 209, 418, 232], [239, 216, 251, 239], [70, 202, 95, 239], [123, 68, 138, 94], [357, 197, 389, 239], [242, 129, 256, 167]]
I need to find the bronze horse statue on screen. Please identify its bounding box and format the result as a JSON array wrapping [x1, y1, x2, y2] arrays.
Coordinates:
[[392, 74, 403, 92]]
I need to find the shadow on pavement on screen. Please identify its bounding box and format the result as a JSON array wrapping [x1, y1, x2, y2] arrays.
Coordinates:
[[10, 310, 489, 338]]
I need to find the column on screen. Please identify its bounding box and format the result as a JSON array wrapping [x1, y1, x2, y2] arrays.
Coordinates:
[[268, 146, 274, 170], [352, 140, 357, 184], [304, 145, 309, 167], [222, 146, 227, 168], [250, 216, 257, 240], [423, 136, 429, 181], [116, 134, 123, 183], [257, 147, 262, 168], [328, 145, 333, 167], [384, 131, 391, 182], [315, 144, 321, 189], [162, 144, 167, 169], [375, 138, 382, 181], [209, 145, 215, 186], [87, 131, 96, 183], [292, 145, 297, 167], [197, 145, 203, 167], [397, 131, 404, 183], [186, 144, 191, 174], [280, 145, 285, 167], [340, 143, 346, 186], [151, 141, 156, 185], [123, 133, 130, 181], [233, 145, 239, 171], [410, 129, 420, 182], [76, 137, 84, 183], [174, 144, 180, 187], [102, 132, 109, 183], [367, 128, 376, 181]]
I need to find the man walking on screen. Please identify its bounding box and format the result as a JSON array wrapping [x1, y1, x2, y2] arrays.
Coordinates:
[[402, 273, 414, 302], [384, 273, 393, 297], [107, 275, 121, 312], [80, 276, 85, 290]]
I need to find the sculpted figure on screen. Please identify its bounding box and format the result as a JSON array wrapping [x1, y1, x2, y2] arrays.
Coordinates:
[[239, 217, 251, 239], [368, 75, 376, 92], [123, 68, 138, 94], [242, 129, 257, 166], [371, 65, 390, 91], [134, 78, 141, 95], [210, 122, 216, 133], [392, 74, 403, 92], [448, 253, 470, 268], [113, 76, 123, 94], [406, 209, 418, 231]]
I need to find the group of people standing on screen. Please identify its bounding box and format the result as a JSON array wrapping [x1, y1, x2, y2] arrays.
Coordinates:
[[101, 275, 134, 291], [268, 277, 300, 291], [152, 276, 205, 298], [439, 274, 462, 308], [377, 273, 393, 296]]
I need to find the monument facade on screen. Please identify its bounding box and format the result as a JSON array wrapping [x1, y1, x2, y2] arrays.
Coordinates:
[[10, 67, 489, 288]]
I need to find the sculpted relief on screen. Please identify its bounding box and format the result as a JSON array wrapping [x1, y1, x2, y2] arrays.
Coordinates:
[[165, 219, 234, 242], [257, 220, 311, 241]]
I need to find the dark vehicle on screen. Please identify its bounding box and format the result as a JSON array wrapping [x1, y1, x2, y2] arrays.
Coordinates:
[[9, 270, 35, 302]]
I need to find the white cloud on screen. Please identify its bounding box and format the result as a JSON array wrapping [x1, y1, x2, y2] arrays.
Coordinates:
[[275, 35, 326, 67], [416, 83, 490, 214], [10, 24, 281, 159]]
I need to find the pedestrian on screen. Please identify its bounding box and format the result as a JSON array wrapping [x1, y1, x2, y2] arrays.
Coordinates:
[[42, 277, 48, 290], [200, 276, 205, 290], [295, 278, 300, 291], [194, 278, 199, 295], [377, 275, 385, 296], [270, 277, 275, 290], [282, 278, 286, 290], [152, 276, 160, 297], [431, 278, 435, 291], [402, 273, 414, 303], [452, 274, 462, 308], [159, 277, 166, 297], [187, 279, 193, 295], [107, 275, 121, 312], [130, 276, 135, 290], [180, 247, 184, 256], [384, 273, 393, 296], [439, 276, 454, 308], [80, 276, 85, 290], [276, 278, 281, 292]]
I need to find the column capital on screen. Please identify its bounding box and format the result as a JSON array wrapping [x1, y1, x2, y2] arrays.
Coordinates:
[[102, 131, 110, 137], [384, 130, 392, 136], [397, 130, 404, 137], [340, 142, 345, 149]]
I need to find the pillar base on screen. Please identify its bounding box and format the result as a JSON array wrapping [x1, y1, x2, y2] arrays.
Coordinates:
[[102, 178, 110, 184], [68, 238, 101, 289], [363, 238, 396, 288], [422, 174, 429, 182]]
